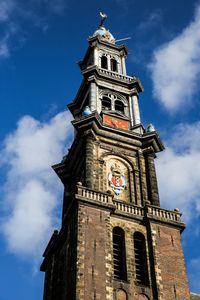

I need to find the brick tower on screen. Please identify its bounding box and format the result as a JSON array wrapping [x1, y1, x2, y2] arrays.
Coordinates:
[[40, 16, 191, 300]]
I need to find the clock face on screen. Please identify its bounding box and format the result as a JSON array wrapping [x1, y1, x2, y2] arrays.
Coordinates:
[[103, 114, 129, 130]]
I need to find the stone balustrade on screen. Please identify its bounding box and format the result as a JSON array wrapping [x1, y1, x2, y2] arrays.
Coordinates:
[[113, 200, 144, 217], [98, 68, 134, 83], [146, 205, 181, 222], [76, 185, 182, 223], [76, 184, 113, 205]]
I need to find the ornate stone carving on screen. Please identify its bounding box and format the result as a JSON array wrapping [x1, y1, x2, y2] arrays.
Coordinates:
[[105, 156, 131, 201], [108, 162, 126, 195]]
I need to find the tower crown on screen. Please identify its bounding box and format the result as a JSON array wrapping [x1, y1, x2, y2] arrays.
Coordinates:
[[92, 25, 115, 44], [92, 12, 115, 44], [68, 21, 144, 132]]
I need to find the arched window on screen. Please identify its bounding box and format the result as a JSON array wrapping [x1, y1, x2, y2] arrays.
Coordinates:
[[116, 289, 127, 300], [111, 58, 118, 72], [115, 100, 124, 114], [101, 55, 108, 69], [102, 96, 111, 110], [113, 227, 127, 281], [134, 232, 149, 286]]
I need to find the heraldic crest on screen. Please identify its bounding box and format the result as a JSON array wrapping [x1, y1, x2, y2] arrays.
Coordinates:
[[108, 162, 126, 195]]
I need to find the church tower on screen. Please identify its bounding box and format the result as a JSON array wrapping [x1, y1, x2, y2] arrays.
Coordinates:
[[40, 15, 191, 300]]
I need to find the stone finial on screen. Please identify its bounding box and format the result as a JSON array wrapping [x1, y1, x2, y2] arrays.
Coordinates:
[[82, 106, 92, 116], [174, 208, 180, 212], [145, 200, 151, 205], [147, 123, 156, 133]]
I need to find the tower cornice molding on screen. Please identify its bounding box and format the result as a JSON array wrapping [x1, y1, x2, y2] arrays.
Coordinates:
[[75, 184, 185, 229], [72, 113, 164, 153], [52, 113, 164, 186], [81, 65, 143, 92], [67, 76, 141, 118], [88, 35, 128, 54]]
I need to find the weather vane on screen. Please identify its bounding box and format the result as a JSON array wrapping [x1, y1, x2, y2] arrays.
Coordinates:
[[99, 12, 107, 27]]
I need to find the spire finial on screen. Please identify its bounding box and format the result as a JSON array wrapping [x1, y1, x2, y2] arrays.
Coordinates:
[[99, 12, 107, 27]]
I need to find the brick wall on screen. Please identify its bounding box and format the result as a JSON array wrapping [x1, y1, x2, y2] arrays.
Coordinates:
[[76, 204, 112, 300], [151, 223, 190, 300]]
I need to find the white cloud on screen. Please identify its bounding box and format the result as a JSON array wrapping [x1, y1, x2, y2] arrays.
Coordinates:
[[0, 0, 67, 58], [0, 111, 73, 257], [156, 121, 200, 222], [149, 4, 200, 112], [0, 0, 14, 21]]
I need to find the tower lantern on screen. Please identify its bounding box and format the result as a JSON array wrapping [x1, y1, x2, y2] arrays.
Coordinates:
[[40, 15, 191, 300], [69, 15, 143, 132]]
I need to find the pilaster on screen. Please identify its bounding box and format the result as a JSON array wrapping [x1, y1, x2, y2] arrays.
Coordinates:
[[85, 133, 95, 188], [132, 94, 141, 125], [90, 82, 97, 112], [145, 153, 160, 206]]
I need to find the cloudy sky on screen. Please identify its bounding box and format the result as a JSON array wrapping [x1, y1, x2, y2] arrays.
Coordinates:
[[0, 0, 200, 298]]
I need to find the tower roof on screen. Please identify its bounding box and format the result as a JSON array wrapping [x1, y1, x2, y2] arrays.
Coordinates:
[[92, 25, 115, 44], [91, 12, 115, 44]]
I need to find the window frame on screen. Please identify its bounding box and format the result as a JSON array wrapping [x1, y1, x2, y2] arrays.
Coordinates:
[[115, 100, 125, 114], [101, 55, 108, 69], [113, 227, 127, 281], [110, 58, 118, 72], [134, 232, 149, 286], [102, 96, 112, 111]]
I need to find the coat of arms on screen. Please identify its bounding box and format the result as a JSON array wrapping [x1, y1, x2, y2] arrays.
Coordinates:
[[108, 163, 126, 195]]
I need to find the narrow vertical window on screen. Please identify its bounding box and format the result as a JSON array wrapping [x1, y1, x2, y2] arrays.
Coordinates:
[[101, 55, 108, 69], [102, 96, 111, 110], [134, 232, 149, 286], [113, 227, 127, 281], [111, 58, 118, 72], [115, 100, 124, 113]]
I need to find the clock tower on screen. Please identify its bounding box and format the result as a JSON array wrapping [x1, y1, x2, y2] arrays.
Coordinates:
[[40, 16, 191, 300]]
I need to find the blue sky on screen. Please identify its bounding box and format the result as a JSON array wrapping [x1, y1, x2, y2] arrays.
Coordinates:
[[0, 0, 200, 299]]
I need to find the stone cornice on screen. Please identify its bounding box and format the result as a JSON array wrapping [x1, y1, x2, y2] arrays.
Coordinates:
[[75, 185, 185, 230]]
